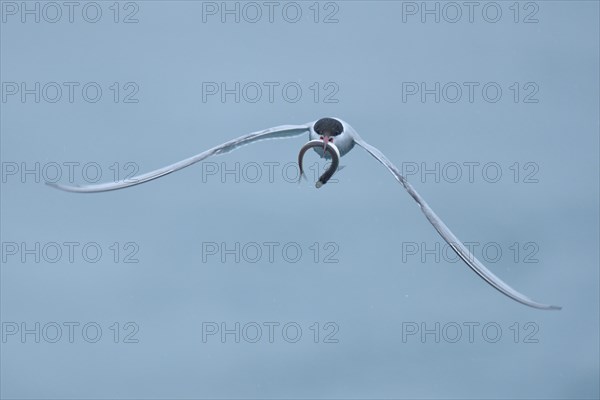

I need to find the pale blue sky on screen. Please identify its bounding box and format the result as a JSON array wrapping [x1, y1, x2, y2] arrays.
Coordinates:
[[1, 1, 599, 398]]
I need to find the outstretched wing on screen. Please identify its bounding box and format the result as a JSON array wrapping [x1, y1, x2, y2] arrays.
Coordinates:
[[47, 124, 311, 193], [354, 137, 561, 310]]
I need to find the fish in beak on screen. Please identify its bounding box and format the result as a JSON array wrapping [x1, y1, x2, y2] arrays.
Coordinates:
[[298, 139, 340, 188]]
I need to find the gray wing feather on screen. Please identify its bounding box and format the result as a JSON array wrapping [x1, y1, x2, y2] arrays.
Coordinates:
[[354, 137, 561, 310], [47, 124, 311, 193]]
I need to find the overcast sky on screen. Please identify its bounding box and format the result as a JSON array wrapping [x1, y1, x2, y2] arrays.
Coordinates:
[[1, 1, 599, 399]]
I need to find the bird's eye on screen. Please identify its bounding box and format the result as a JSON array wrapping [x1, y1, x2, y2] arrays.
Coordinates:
[[328, 137, 334, 142], [319, 136, 324, 140]]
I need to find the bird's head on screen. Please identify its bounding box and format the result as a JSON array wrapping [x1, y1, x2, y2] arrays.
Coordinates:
[[309, 117, 354, 157]]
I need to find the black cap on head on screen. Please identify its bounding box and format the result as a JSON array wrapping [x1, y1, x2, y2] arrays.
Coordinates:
[[314, 117, 343, 137]]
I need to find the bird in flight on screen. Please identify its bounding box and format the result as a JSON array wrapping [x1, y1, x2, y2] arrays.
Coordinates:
[[48, 117, 561, 310]]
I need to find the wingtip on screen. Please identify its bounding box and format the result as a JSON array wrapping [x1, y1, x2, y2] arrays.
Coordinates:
[[46, 181, 80, 192], [530, 301, 562, 311], [46, 181, 63, 190]]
